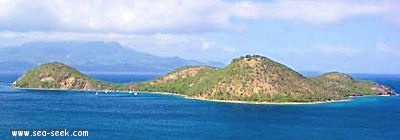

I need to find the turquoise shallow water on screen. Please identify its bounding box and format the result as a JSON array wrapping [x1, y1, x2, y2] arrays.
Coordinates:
[[0, 73, 399, 139]]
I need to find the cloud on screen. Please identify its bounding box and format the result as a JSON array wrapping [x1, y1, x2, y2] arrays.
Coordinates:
[[0, 0, 59, 31], [0, 0, 249, 33], [0, 0, 398, 33], [0, 31, 237, 62], [259, 0, 392, 25], [376, 42, 400, 56], [311, 45, 361, 56]]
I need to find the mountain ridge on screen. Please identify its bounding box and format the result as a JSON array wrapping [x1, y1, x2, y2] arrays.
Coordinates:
[[0, 41, 224, 73]]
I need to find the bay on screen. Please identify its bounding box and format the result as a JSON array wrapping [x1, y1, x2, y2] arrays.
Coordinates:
[[0, 73, 399, 139]]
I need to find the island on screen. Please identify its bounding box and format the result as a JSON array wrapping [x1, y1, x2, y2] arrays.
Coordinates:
[[12, 55, 396, 103]]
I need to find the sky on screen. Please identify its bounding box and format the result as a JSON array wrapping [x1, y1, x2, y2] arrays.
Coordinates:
[[0, 0, 399, 74]]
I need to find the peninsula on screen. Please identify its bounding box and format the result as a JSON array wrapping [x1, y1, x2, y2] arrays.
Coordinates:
[[12, 55, 396, 103]]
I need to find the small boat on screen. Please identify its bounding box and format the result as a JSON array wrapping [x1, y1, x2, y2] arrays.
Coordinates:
[[95, 92, 98, 95], [134, 92, 138, 96]]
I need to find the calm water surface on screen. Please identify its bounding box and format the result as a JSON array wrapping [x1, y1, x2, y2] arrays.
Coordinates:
[[0, 72, 399, 139]]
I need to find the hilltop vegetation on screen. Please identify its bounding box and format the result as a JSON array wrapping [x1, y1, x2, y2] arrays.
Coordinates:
[[14, 62, 130, 91], [13, 55, 396, 103], [138, 55, 396, 102]]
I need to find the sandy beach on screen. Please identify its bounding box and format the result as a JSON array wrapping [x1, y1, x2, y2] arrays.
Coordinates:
[[184, 96, 350, 105], [13, 87, 357, 105]]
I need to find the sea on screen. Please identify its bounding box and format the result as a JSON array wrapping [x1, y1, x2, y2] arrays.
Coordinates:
[[0, 72, 399, 140]]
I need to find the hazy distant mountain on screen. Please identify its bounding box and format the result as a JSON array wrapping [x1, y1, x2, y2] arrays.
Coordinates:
[[0, 41, 224, 73]]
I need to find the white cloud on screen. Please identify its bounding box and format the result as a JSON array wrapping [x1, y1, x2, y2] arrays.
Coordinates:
[[376, 42, 400, 56], [0, 0, 398, 73], [45, 0, 279, 33], [0, 31, 237, 62], [0, 0, 10, 18], [260, 0, 391, 25], [0, 0, 398, 33], [311, 45, 361, 56]]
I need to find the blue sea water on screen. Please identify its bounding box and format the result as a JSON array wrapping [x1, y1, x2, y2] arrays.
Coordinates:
[[0, 72, 399, 140]]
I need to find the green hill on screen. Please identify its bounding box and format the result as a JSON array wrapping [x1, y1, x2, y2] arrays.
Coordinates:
[[138, 55, 396, 102], [13, 55, 396, 103], [13, 62, 130, 91]]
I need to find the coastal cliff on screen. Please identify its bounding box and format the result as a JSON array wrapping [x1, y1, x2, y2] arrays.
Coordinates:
[[12, 55, 396, 103]]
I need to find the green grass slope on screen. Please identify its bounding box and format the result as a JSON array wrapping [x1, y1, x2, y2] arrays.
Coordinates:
[[13, 55, 396, 102], [138, 55, 396, 102], [13, 62, 128, 90]]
